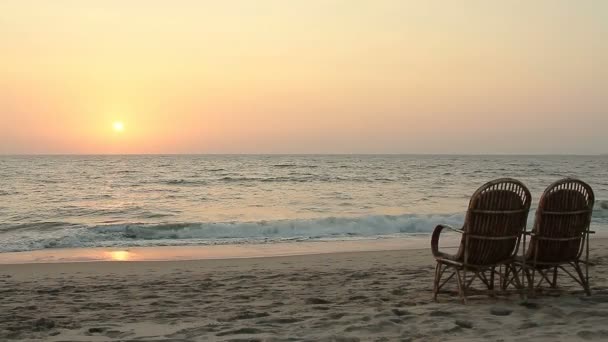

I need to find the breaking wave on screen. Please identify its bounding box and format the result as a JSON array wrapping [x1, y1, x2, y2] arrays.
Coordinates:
[[0, 213, 465, 252], [595, 200, 608, 218], [1, 202, 606, 253]]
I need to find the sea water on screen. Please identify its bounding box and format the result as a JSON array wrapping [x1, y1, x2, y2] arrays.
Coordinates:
[[0, 155, 606, 253]]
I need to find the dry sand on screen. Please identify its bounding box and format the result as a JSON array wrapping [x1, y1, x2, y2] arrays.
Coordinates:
[[2, 239, 608, 341]]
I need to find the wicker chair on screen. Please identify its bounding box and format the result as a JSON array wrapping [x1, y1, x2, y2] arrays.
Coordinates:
[[505, 178, 595, 296], [431, 178, 532, 303]]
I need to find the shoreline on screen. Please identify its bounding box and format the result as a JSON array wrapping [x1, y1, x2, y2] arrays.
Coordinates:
[[0, 234, 460, 265], [2, 231, 608, 265]]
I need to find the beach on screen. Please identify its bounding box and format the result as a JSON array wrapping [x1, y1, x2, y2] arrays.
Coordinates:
[[2, 0, 607, 339], [2, 238, 608, 342]]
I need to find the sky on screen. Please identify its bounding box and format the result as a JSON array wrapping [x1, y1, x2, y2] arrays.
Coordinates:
[[1, 0, 607, 154]]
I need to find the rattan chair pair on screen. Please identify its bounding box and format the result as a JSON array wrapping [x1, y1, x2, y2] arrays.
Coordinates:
[[431, 178, 594, 304]]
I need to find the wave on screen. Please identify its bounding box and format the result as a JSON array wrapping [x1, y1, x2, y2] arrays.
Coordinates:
[[273, 164, 318, 168], [52, 205, 174, 219], [163, 179, 208, 186], [150, 174, 414, 185], [0, 213, 465, 252], [101, 213, 465, 239], [218, 175, 402, 183], [0, 222, 81, 233], [595, 200, 608, 218], [219, 176, 313, 183], [2, 203, 606, 253]]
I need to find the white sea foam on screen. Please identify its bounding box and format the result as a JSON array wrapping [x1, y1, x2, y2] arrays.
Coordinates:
[[0, 213, 465, 252], [2, 206, 607, 253], [594, 200, 608, 218]]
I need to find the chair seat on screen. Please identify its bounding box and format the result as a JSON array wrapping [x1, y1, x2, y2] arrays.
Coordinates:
[[436, 255, 515, 269], [511, 255, 579, 267], [433, 250, 461, 262]]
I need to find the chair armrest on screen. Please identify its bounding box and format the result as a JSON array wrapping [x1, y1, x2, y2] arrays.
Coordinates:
[[527, 231, 594, 237], [431, 224, 462, 257], [442, 224, 463, 234]]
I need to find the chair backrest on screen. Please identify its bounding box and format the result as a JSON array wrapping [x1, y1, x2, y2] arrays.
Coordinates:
[[527, 178, 594, 263], [458, 178, 532, 266]]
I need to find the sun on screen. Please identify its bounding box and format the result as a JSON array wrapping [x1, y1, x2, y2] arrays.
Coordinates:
[[113, 121, 125, 132]]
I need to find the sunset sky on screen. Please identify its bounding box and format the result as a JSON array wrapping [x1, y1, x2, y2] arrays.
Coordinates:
[[1, 0, 607, 154]]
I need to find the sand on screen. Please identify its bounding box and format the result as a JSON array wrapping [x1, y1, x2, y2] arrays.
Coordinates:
[[2, 239, 608, 341]]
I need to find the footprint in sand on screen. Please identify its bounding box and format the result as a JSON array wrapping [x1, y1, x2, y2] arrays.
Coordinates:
[[490, 307, 512, 316], [221, 311, 270, 321], [429, 310, 453, 317], [577, 330, 608, 340], [305, 297, 331, 305], [259, 317, 301, 324], [348, 295, 367, 301], [454, 320, 473, 329], [216, 327, 263, 336]]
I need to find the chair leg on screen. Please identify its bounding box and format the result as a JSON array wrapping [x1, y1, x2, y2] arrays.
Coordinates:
[[511, 266, 526, 300], [501, 264, 510, 291], [511, 266, 523, 289], [551, 267, 558, 288], [502, 264, 522, 291], [526, 268, 535, 298], [489, 267, 495, 297], [456, 269, 467, 304], [433, 262, 441, 301], [573, 262, 591, 296]]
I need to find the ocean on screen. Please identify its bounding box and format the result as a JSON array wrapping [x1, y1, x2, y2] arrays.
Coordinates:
[[0, 155, 607, 253]]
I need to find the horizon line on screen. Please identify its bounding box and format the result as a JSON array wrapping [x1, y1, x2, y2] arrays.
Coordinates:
[[1, 153, 606, 157]]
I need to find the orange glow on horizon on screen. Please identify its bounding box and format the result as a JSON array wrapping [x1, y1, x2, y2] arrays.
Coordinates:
[[0, 1, 607, 154]]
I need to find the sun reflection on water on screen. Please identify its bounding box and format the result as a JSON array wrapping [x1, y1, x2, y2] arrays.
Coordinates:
[[108, 250, 131, 261]]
